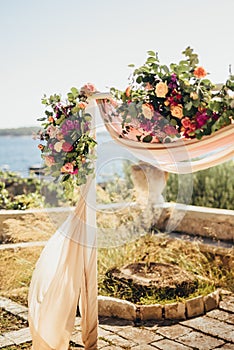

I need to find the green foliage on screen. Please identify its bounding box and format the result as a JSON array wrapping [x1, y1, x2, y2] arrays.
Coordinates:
[[110, 47, 234, 143], [0, 170, 72, 210], [165, 161, 234, 209], [37, 86, 97, 199]]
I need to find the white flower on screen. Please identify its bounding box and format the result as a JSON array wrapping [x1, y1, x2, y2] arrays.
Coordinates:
[[54, 140, 65, 152]]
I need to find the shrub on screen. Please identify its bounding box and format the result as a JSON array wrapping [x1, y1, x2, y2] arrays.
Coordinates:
[[165, 160, 234, 209]]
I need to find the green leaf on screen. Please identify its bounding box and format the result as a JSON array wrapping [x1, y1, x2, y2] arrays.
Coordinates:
[[142, 135, 153, 143], [170, 119, 178, 126], [70, 87, 79, 98], [185, 101, 193, 111], [128, 64, 135, 67], [147, 50, 156, 57], [147, 57, 156, 63]]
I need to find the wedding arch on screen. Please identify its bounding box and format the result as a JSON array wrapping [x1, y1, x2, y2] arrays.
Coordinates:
[[28, 47, 234, 349], [28, 95, 233, 350]]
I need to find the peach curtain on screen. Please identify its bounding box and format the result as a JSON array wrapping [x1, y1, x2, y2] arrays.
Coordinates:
[[95, 93, 234, 174]]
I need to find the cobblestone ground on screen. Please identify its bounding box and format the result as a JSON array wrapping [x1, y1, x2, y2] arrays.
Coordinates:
[[1, 294, 234, 349]]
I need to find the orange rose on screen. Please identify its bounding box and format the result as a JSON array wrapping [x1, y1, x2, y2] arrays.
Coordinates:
[[38, 144, 44, 150], [142, 103, 154, 119], [190, 92, 199, 100], [170, 104, 183, 119], [193, 66, 207, 79], [77, 102, 87, 109], [48, 116, 54, 123], [155, 82, 168, 98], [145, 82, 153, 91], [125, 86, 131, 97]]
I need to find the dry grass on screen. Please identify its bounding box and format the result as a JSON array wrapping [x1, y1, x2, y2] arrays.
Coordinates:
[[1, 212, 56, 244], [0, 247, 42, 305], [1, 233, 233, 307]]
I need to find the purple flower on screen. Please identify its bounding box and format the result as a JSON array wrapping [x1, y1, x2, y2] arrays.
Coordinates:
[[168, 74, 178, 89], [212, 112, 219, 121], [140, 120, 153, 132], [196, 112, 209, 128], [171, 73, 177, 82]]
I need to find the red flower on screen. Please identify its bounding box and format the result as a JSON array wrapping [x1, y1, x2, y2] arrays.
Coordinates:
[[62, 142, 73, 152]]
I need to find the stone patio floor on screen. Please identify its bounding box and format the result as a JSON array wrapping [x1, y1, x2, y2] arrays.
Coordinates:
[[1, 293, 234, 349]]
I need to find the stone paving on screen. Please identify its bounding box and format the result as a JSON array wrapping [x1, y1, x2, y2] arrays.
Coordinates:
[[1, 292, 234, 349]]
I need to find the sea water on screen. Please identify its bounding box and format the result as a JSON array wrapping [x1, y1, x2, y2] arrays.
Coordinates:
[[0, 132, 137, 182]]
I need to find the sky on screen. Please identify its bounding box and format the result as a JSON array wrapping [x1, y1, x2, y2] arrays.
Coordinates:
[[0, 0, 234, 129]]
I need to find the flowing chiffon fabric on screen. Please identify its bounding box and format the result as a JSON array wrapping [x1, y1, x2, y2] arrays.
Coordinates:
[[28, 94, 233, 350], [95, 93, 234, 174], [28, 178, 98, 350]]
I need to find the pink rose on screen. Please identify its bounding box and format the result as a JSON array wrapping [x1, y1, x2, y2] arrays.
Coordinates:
[[61, 162, 74, 173], [47, 125, 58, 138], [62, 142, 73, 152], [181, 117, 191, 128], [80, 83, 97, 96], [44, 156, 55, 167]]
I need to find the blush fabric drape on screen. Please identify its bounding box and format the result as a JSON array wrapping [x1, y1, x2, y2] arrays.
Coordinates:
[[95, 93, 234, 174]]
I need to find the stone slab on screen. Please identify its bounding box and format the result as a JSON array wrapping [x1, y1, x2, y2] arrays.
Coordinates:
[[186, 296, 204, 318], [165, 302, 186, 320], [151, 338, 193, 349], [0, 335, 14, 347], [217, 344, 234, 349], [116, 327, 163, 345], [104, 333, 137, 348], [219, 296, 234, 313], [98, 296, 136, 321], [177, 330, 224, 349], [181, 316, 234, 340], [206, 309, 234, 324], [4, 327, 31, 345], [139, 304, 163, 321], [131, 345, 158, 349], [157, 324, 191, 339], [203, 290, 219, 312]]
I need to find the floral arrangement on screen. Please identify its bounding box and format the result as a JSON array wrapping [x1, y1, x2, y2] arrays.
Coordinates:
[[37, 84, 97, 191], [110, 47, 234, 143]]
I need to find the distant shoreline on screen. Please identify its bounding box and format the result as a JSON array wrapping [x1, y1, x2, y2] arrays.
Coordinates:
[[0, 126, 40, 136]]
